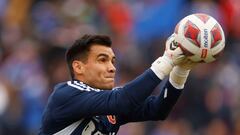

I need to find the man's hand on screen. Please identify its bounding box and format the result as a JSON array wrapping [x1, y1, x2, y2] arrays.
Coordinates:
[[170, 58, 198, 89], [163, 34, 186, 65], [151, 34, 185, 80]]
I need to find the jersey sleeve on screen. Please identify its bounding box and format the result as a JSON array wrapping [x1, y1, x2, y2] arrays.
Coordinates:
[[117, 78, 183, 125], [51, 69, 162, 121]]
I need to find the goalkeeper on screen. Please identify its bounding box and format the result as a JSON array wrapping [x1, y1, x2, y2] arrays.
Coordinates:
[[39, 34, 196, 135]]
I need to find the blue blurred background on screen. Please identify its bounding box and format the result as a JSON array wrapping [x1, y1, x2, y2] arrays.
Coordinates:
[[0, 0, 239, 135]]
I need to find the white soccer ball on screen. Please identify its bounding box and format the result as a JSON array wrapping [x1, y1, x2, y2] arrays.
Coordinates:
[[174, 13, 225, 63]]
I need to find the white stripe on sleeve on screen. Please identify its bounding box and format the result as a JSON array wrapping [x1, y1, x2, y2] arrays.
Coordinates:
[[53, 119, 84, 135]]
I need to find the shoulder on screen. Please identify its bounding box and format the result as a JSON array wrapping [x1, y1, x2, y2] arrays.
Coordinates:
[[51, 81, 105, 103], [50, 81, 85, 105], [53, 81, 102, 95], [66, 81, 102, 92]]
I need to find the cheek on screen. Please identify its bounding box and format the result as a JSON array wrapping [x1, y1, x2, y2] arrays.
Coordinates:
[[86, 64, 105, 78]]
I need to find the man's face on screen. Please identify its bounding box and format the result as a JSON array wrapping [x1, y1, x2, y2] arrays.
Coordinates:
[[77, 44, 116, 90]]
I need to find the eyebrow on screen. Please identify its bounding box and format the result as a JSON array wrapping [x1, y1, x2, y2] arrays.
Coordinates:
[[97, 53, 116, 60]]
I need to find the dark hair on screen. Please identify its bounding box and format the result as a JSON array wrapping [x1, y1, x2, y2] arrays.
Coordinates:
[[65, 34, 112, 80]]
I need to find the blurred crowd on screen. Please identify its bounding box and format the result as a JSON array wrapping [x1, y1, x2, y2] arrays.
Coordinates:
[[0, 0, 239, 135]]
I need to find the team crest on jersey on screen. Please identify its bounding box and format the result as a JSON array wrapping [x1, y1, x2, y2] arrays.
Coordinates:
[[107, 115, 116, 124]]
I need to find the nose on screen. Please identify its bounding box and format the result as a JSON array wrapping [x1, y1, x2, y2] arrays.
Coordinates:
[[108, 62, 116, 73]]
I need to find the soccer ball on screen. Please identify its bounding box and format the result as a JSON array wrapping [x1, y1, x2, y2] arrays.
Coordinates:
[[174, 13, 225, 63]]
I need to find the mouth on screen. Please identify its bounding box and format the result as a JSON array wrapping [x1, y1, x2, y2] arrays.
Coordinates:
[[105, 77, 115, 81], [106, 77, 114, 79]]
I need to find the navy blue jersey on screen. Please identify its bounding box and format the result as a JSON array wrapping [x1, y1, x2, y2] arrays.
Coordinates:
[[39, 69, 182, 135]]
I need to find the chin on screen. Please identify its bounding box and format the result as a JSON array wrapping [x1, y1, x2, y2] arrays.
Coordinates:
[[101, 83, 114, 90], [103, 85, 114, 90]]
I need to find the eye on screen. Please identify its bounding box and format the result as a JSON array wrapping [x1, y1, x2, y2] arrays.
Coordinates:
[[112, 59, 116, 65], [98, 57, 107, 63]]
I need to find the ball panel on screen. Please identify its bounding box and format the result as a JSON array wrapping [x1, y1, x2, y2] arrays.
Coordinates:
[[195, 13, 210, 24], [174, 22, 180, 34], [178, 43, 195, 56], [210, 24, 223, 48], [210, 41, 225, 55], [175, 34, 201, 57], [184, 21, 201, 47]]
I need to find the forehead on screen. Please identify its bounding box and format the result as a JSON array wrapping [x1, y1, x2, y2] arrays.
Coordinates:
[[89, 44, 115, 57]]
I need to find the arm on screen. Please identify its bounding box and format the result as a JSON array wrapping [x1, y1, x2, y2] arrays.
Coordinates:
[[52, 69, 162, 120], [116, 57, 198, 124], [117, 79, 182, 124]]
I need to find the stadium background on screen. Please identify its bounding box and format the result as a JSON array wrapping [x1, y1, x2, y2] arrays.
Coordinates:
[[0, 0, 239, 134]]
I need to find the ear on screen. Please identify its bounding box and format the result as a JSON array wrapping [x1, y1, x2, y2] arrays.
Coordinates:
[[72, 60, 85, 75]]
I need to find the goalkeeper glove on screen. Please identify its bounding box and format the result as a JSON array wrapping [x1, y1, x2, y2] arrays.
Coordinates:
[[151, 34, 185, 80], [170, 58, 198, 89]]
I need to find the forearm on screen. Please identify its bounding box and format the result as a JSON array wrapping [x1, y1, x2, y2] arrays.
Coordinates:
[[118, 79, 183, 123], [119, 69, 161, 106], [152, 79, 182, 120]]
